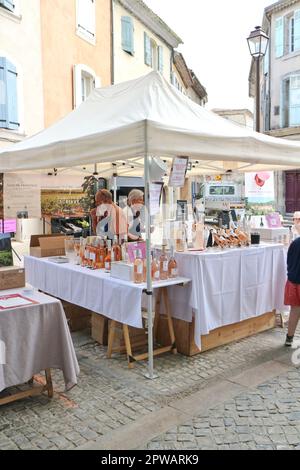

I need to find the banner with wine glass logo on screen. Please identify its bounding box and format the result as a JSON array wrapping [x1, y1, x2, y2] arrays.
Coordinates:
[[245, 171, 274, 203]]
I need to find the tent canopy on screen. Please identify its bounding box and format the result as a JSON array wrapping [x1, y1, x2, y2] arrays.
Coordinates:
[[1, 71, 300, 172]]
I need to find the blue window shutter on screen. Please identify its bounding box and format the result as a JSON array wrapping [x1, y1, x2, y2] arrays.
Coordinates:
[[0, 57, 7, 128], [144, 32, 152, 66], [158, 46, 163, 73], [121, 16, 134, 55], [0, 0, 15, 12], [275, 17, 284, 57], [294, 10, 300, 51], [6, 60, 19, 130]]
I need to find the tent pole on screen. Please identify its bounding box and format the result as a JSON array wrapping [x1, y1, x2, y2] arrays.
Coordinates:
[[113, 175, 117, 204], [144, 121, 155, 379]]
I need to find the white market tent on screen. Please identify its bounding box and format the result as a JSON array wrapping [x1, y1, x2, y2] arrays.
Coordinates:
[[1, 71, 300, 173], [2, 71, 300, 379]]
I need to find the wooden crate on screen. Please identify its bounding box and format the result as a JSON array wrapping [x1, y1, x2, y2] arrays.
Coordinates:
[[156, 311, 276, 356], [61, 301, 92, 332], [91, 313, 109, 346], [108, 320, 148, 354]]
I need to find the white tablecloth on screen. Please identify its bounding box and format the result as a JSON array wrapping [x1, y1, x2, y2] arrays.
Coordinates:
[[165, 243, 287, 348], [24, 256, 190, 329], [0, 289, 79, 392]]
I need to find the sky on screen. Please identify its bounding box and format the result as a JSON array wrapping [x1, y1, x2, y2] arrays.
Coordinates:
[[144, 0, 272, 111]]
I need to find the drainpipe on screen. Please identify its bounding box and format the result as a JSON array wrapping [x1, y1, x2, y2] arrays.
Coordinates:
[[110, 0, 115, 85]]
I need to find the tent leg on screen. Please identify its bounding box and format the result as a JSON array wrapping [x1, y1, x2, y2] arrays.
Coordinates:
[[143, 124, 157, 380]]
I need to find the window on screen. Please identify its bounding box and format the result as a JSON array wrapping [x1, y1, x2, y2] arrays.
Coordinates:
[[0, 0, 14, 13], [121, 16, 134, 55], [275, 17, 284, 57], [76, 0, 95, 43], [144, 33, 152, 66], [158, 46, 163, 73], [0, 57, 19, 130], [281, 74, 300, 127], [289, 10, 300, 53], [73, 64, 100, 108]]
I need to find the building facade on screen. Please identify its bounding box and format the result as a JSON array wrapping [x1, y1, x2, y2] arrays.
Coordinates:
[[212, 109, 253, 129], [0, 0, 44, 147], [172, 52, 207, 106], [249, 0, 300, 214], [40, 0, 111, 128]]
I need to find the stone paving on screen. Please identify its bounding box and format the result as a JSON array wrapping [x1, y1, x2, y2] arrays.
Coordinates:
[[0, 322, 299, 450], [144, 367, 300, 450]]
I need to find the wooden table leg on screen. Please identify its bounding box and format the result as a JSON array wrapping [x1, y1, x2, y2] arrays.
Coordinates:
[[45, 369, 53, 398], [122, 324, 134, 369], [162, 288, 177, 354], [107, 320, 116, 358]]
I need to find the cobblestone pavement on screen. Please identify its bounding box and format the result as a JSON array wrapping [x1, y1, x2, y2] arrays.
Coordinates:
[[0, 322, 299, 450], [144, 367, 300, 450]]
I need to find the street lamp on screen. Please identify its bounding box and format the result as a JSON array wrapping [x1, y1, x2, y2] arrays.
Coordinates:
[[247, 26, 269, 132]]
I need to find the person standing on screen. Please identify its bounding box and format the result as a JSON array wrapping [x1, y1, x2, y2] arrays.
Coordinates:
[[284, 236, 300, 346], [90, 189, 126, 239], [123, 189, 145, 241]]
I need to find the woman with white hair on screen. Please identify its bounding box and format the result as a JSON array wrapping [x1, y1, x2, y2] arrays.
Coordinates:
[[123, 189, 145, 241]]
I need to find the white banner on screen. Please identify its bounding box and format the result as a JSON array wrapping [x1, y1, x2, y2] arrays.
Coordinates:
[[4, 173, 41, 218], [245, 171, 274, 202]]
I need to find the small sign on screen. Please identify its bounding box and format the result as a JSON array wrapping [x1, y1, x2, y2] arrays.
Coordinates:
[[4, 173, 41, 219], [265, 213, 282, 228], [0, 294, 38, 310], [149, 183, 163, 216], [127, 241, 146, 263], [168, 157, 189, 188]]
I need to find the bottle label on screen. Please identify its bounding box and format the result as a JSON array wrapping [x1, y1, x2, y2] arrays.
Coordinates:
[[85, 249, 90, 259], [105, 262, 110, 271], [171, 268, 178, 276], [137, 264, 143, 274], [154, 271, 160, 280], [90, 252, 96, 262], [163, 261, 168, 272]]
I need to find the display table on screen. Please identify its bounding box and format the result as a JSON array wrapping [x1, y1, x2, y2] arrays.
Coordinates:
[[25, 256, 191, 367], [0, 288, 79, 404], [161, 243, 287, 351], [24, 256, 190, 329]]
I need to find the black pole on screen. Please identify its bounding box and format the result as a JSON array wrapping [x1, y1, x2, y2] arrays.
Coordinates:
[[256, 56, 260, 132]]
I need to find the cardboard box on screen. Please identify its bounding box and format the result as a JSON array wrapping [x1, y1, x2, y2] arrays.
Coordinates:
[[110, 262, 134, 282], [0, 266, 25, 290], [61, 300, 92, 332], [30, 234, 66, 258], [254, 227, 289, 241], [91, 313, 109, 345]]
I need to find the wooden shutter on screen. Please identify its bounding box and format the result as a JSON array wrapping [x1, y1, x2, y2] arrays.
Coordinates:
[[121, 16, 134, 54], [275, 17, 284, 57], [294, 10, 300, 51], [0, 58, 7, 128], [289, 75, 300, 126], [0, 58, 19, 130], [158, 46, 163, 73], [6, 60, 19, 129], [144, 33, 152, 66], [0, 0, 15, 12]]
